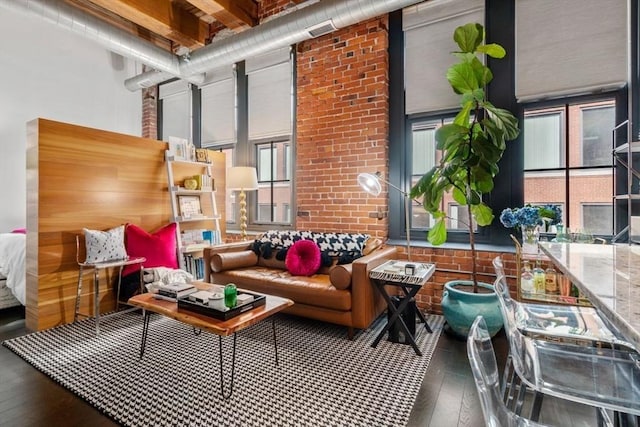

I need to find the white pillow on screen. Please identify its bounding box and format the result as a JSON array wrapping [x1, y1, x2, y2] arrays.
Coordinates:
[[83, 226, 127, 263]]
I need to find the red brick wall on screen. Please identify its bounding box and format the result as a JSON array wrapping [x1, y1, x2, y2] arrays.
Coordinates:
[[295, 17, 390, 238], [141, 66, 157, 139]]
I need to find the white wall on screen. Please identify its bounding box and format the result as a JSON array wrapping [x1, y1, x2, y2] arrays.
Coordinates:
[[0, 7, 143, 231]]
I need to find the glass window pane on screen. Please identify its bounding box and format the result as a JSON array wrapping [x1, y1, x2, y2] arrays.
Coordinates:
[[258, 147, 273, 181], [524, 170, 567, 226], [582, 204, 613, 235], [524, 111, 563, 170], [580, 104, 615, 167], [569, 168, 613, 233], [412, 125, 436, 175]]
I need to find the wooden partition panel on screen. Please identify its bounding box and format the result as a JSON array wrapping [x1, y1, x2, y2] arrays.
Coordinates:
[[26, 119, 226, 331]]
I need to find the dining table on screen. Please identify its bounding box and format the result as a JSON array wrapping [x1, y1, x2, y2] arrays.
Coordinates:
[[538, 242, 640, 352]]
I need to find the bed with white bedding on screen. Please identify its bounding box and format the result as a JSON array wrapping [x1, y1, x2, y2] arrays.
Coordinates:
[[0, 233, 26, 309]]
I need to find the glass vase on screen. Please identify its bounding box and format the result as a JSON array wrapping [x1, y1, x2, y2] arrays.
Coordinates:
[[521, 225, 540, 254]]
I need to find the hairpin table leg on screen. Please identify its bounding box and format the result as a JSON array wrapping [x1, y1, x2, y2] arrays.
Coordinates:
[[139, 311, 151, 359], [219, 333, 237, 400]]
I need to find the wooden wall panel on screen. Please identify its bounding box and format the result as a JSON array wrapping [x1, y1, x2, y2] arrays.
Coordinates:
[[26, 119, 226, 331]]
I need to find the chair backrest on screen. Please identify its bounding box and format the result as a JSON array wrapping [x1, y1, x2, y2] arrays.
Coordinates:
[[492, 255, 505, 278], [467, 316, 550, 427], [493, 276, 540, 390]]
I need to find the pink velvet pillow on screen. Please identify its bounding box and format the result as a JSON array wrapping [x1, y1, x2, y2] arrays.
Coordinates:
[[11, 228, 26, 234], [122, 223, 178, 276], [285, 240, 321, 276]]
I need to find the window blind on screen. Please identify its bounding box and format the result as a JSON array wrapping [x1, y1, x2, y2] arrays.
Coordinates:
[[159, 80, 190, 142], [403, 0, 484, 115], [515, 0, 628, 102], [201, 66, 235, 147], [246, 47, 292, 140]]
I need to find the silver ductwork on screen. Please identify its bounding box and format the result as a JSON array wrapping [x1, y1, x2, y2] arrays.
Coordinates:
[[2, 0, 423, 91], [125, 0, 423, 90]]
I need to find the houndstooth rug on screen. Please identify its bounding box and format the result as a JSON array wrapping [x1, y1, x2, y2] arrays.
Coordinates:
[[3, 312, 444, 427]]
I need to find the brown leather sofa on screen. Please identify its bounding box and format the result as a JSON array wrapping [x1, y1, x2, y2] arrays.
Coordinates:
[[203, 236, 396, 338]]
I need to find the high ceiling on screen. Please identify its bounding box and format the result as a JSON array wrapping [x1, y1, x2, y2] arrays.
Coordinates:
[[63, 0, 260, 54]]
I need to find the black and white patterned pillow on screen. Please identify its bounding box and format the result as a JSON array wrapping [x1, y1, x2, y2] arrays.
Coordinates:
[[83, 225, 127, 263], [254, 230, 369, 261]]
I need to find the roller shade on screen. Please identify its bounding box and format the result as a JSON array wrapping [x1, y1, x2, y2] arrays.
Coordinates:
[[515, 0, 628, 102], [403, 0, 484, 115], [159, 80, 190, 142], [247, 47, 292, 140], [201, 66, 235, 147]]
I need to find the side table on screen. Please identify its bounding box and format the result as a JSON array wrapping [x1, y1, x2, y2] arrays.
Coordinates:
[[369, 260, 436, 356]]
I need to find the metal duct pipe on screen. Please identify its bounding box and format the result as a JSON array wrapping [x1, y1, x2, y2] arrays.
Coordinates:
[[125, 0, 423, 91], [0, 0, 203, 85]]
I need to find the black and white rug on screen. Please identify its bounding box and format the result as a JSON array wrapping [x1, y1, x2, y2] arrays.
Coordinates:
[[3, 312, 444, 427]]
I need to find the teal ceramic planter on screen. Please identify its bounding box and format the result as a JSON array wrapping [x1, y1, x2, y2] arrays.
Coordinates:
[[441, 280, 503, 339]]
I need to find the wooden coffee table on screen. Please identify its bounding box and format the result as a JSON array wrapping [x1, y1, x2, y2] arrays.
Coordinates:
[[128, 283, 293, 399]]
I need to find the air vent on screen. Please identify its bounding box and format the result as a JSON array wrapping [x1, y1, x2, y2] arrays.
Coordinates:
[[306, 19, 337, 38], [137, 79, 153, 88]]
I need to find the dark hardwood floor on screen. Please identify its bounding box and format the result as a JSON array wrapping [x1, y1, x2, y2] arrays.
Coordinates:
[[0, 307, 599, 427]]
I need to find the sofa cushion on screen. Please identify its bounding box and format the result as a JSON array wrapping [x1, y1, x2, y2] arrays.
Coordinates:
[[362, 237, 384, 256], [253, 230, 369, 264], [211, 267, 351, 311], [122, 223, 178, 276], [329, 264, 352, 290], [211, 250, 258, 272], [285, 240, 321, 276]]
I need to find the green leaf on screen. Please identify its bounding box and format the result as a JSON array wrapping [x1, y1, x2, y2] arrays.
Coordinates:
[[471, 203, 494, 226], [409, 167, 436, 199], [447, 62, 479, 94], [428, 219, 447, 246], [472, 166, 494, 192], [452, 187, 467, 205], [454, 101, 474, 126], [453, 23, 483, 53], [435, 123, 468, 150], [477, 43, 506, 59]]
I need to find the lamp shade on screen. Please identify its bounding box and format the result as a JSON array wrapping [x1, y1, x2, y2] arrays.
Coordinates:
[[227, 167, 258, 191], [357, 172, 382, 196]]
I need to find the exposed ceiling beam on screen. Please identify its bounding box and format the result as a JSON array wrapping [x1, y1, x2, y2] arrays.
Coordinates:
[[184, 0, 257, 30], [86, 0, 207, 50]]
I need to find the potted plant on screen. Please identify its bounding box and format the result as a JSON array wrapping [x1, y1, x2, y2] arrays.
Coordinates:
[[409, 23, 519, 338]]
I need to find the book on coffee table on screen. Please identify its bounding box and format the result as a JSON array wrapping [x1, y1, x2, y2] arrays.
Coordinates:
[[158, 282, 197, 299]]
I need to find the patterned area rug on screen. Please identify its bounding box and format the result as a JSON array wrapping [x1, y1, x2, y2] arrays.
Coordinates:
[[3, 311, 444, 427]]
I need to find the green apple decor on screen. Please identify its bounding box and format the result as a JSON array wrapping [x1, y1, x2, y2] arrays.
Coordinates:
[[410, 23, 520, 338]]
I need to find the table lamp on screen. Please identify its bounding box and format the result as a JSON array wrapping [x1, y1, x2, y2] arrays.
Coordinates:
[[358, 172, 412, 261], [227, 167, 258, 240]]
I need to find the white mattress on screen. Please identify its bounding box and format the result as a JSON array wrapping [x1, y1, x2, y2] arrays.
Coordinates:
[[0, 233, 25, 305]]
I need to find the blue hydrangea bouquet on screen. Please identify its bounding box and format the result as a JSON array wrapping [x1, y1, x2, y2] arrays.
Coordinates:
[[499, 204, 563, 230]]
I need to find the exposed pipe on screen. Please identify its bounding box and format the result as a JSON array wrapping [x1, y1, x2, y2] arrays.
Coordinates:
[[0, 0, 204, 85], [3, 0, 423, 91], [125, 0, 424, 90]]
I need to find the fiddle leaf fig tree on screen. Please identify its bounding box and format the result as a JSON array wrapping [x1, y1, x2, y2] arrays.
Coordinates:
[[409, 23, 519, 292]]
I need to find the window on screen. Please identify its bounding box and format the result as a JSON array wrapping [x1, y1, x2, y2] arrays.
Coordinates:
[[158, 80, 191, 142], [255, 140, 292, 224], [524, 110, 563, 170], [582, 105, 615, 167], [410, 120, 438, 229], [582, 204, 613, 235], [524, 98, 615, 235]]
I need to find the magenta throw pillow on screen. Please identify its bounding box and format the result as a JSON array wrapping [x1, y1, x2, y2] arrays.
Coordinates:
[[122, 223, 178, 276], [285, 240, 321, 276]]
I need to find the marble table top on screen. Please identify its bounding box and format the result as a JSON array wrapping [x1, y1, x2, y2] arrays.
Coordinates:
[[539, 242, 640, 352]]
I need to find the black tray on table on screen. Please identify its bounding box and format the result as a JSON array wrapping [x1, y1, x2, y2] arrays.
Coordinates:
[[177, 290, 266, 320]]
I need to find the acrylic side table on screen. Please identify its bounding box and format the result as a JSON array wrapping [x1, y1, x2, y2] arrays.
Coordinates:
[[369, 260, 436, 356]]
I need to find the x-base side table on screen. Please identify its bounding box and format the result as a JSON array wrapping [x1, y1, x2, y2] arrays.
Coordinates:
[[369, 260, 436, 356]]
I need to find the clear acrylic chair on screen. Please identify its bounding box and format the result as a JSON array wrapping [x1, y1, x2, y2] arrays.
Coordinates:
[[467, 315, 550, 427], [491, 256, 633, 350], [494, 274, 640, 422]]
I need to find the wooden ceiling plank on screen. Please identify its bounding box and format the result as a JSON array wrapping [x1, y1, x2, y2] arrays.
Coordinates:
[[185, 0, 257, 30], [85, 0, 205, 49]]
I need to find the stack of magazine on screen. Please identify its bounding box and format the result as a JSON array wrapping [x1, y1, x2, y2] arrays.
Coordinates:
[[155, 282, 197, 302]]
